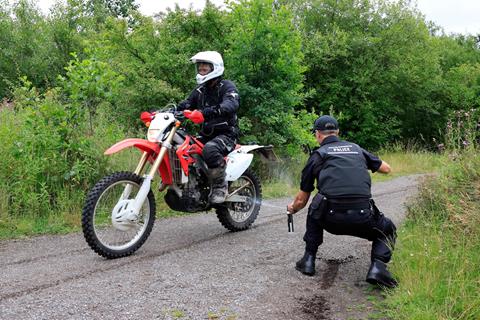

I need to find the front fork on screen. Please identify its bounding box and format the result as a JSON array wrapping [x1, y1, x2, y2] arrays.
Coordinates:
[[124, 122, 180, 221], [119, 151, 149, 200]]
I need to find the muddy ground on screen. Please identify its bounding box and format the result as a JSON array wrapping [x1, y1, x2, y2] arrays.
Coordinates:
[[0, 175, 423, 320]]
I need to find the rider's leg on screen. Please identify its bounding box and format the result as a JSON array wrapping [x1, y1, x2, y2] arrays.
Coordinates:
[[203, 135, 235, 204]]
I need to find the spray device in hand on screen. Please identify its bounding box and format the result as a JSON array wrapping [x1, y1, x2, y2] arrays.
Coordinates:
[[287, 207, 294, 233]]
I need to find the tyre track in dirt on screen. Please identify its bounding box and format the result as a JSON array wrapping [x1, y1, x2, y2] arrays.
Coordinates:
[[0, 175, 424, 320], [0, 188, 409, 269], [0, 200, 303, 302], [0, 205, 283, 302], [0, 187, 410, 301], [0, 206, 294, 300]]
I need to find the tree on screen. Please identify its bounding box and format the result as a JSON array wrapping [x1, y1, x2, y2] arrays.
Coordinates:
[[226, 0, 310, 151]]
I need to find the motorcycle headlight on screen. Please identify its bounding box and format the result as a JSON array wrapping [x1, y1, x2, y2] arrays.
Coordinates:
[[147, 129, 161, 142]]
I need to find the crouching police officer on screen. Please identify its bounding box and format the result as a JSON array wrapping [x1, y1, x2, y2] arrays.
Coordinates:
[[287, 115, 398, 288]]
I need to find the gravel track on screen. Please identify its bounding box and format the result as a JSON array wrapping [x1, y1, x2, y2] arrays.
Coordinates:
[[0, 175, 424, 320]]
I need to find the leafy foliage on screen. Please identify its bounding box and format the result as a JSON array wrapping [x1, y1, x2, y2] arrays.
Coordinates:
[[0, 0, 479, 221], [59, 52, 124, 132], [226, 0, 309, 150], [0, 80, 114, 216]]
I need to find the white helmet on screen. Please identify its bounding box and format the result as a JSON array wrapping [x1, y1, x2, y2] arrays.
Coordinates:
[[190, 51, 224, 85]]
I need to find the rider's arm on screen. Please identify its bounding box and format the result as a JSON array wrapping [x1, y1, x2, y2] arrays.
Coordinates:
[[177, 89, 198, 111], [216, 80, 239, 116]]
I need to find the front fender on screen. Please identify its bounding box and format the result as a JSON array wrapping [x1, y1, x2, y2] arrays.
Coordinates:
[[105, 138, 160, 155], [104, 138, 173, 185]]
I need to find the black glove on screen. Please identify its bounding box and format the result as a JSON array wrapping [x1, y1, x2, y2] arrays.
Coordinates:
[[177, 101, 191, 111], [202, 106, 220, 120]]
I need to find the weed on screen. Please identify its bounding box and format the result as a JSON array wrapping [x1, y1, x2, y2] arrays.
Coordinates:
[[170, 309, 185, 318], [381, 113, 480, 319]]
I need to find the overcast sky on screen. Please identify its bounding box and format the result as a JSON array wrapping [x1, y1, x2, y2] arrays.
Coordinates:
[[31, 0, 480, 35]]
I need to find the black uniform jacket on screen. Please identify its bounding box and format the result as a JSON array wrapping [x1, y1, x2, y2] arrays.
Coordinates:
[[300, 136, 383, 199], [178, 78, 240, 138]]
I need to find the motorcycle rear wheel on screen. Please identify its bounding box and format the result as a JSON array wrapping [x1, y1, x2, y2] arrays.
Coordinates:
[[82, 171, 156, 259], [216, 169, 262, 231]]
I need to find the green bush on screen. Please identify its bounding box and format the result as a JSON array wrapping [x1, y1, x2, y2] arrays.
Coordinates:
[[383, 149, 479, 319], [383, 109, 480, 319], [226, 0, 310, 154], [0, 77, 125, 219]]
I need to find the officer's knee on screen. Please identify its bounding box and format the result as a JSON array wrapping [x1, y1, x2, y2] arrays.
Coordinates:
[[378, 216, 397, 248], [382, 217, 396, 236]]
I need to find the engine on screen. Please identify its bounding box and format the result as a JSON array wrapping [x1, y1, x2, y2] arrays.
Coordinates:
[[164, 157, 210, 213]]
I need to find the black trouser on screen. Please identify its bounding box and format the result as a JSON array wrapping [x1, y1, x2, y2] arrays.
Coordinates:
[[303, 202, 397, 263], [199, 134, 236, 168]]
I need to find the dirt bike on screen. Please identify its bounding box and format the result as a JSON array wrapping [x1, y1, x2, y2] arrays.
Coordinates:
[[82, 106, 276, 259]]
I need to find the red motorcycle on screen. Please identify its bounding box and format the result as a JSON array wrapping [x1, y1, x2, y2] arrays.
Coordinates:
[[82, 107, 276, 259]]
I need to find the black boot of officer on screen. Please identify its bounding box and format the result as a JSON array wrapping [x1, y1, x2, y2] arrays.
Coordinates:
[[366, 259, 398, 288], [295, 251, 316, 276]]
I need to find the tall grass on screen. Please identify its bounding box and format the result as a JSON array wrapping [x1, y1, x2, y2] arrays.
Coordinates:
[[383, 149, 479, 319], [375, 143, 444, 182], [0, 94, 129, 238], [261, 152, 308, 198], [261, 143, 444, 198], [382, 110, 480, 319]]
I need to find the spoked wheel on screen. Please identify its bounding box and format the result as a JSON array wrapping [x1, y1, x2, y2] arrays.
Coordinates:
[[82, 171, 156, 259], [216, 169, 262, 231]]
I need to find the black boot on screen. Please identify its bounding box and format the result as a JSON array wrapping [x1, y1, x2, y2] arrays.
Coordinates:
[[366, 259, 398, 288], [208, 165, 228, 204], [295, 251, 316, 276]]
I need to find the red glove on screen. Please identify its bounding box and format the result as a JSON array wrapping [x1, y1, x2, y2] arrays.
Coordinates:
[[183, 110, 205, 124]]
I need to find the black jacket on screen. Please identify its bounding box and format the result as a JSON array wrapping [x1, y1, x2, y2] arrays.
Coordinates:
[[300, 136, 383, 199], [178, 78, 240, 139]]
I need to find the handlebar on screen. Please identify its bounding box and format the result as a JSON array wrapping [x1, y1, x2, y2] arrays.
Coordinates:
[[173, 110, 186, 121], [142, 104, 204, 125]]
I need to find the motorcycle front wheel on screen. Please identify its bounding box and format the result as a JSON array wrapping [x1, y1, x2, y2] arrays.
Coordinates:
[[216, 168, 262, 232], [82, 171, 156, 259]]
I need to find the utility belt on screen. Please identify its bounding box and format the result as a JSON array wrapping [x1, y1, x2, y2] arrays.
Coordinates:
[[308, 194, 380, 220]]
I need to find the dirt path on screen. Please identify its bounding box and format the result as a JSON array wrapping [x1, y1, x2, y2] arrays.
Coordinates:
[[0, 175, 423, 320]]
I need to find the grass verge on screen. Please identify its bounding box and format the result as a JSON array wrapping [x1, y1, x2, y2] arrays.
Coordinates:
[[374, 150, 444, 182], [262, 149, 444, 198], [380, 148, 480, 319]]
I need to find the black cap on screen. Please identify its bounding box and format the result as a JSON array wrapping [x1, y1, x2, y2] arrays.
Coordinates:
[[312, 115, 339, 133]]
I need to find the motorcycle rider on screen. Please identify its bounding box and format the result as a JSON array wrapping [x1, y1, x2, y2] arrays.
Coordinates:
[[177, 51, 240, 204], [287, 115, 398, 288]]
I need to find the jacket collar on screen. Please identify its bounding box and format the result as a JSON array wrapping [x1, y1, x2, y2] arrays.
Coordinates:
[[197, 77, 223, 92], [320, 135, 340, 146]]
